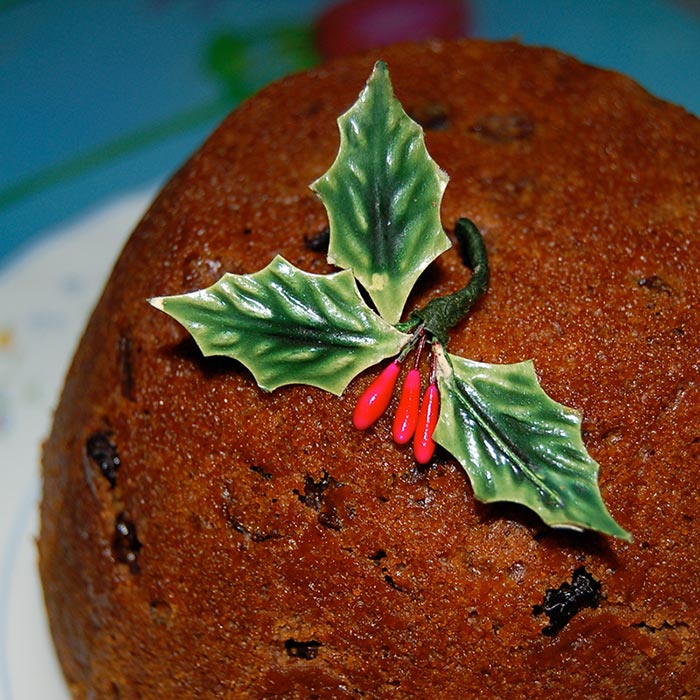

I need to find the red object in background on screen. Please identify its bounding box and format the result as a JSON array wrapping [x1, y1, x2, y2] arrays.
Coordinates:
[[315, 0, 469, 59]]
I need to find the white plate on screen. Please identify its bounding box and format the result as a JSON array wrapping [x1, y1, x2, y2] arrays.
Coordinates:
[[0, 189, 155, 700]]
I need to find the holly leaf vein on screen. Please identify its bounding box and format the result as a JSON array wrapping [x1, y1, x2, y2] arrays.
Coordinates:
[[150, 255, 409, 395], [311, 60, 451, 324], [433, 349, 631, 540]]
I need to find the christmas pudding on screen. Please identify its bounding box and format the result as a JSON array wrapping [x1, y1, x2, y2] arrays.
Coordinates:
[[40, 40, 700, 699]]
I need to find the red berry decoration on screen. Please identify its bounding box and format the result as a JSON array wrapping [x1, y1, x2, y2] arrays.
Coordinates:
[[413, 382, 439, 464], [353, 360, 401, 430], [392, 368, 421, 444], [315, 0, 468, 60]]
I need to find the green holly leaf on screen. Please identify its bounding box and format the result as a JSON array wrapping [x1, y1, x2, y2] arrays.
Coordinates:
[[150, 255, 409, 395], [310, 60, 451, 324], [433, 348, 631, 540]]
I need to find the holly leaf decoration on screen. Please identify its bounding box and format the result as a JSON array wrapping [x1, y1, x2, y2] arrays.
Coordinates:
[[310, 60, 451, 324], [149, 61, 630, 541], [432, 348, 631, 540], [150, 255, 408, 395]]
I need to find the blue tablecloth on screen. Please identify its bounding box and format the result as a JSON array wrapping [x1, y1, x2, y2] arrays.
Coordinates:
[[2, 0, 700, 270]]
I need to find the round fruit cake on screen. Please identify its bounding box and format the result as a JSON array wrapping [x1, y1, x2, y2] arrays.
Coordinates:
[[39, 39, 700, 699]]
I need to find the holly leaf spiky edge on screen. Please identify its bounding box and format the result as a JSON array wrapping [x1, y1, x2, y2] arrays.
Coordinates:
[[432, 347, 631, 540], [310, 60, 451, 324], [150, 255, 409, 395]]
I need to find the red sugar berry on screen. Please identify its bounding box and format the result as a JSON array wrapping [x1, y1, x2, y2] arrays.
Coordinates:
[[413, 383, 439, 464], [353, 360, 401, 430], [392, 368, 421, 444]]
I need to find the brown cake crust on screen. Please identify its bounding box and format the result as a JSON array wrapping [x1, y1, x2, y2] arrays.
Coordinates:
[[39, 40, 700, 699]]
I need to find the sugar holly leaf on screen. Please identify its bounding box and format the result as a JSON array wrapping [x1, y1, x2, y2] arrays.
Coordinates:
[[310, 60, 451, 324], [150, 255, 409, 395], [433, 348, 631, 540]]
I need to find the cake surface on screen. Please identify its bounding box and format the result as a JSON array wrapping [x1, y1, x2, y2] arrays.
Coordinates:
[[40, 39, 700, 699]]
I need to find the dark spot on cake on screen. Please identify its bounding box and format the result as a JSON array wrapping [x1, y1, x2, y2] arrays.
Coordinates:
[[384, 574, 407, 592], [250, 528, 282, 543], [250, 465, 273, 480], [190, 512, 216, 531], [533, 566, 601, 636], [243, 227, 252, 235], [318, 510, 342, 531], [85, 432, 120, 488], [284, 638, 322, 659], [224, 514, 281, 543], [470, 112, 534, 142], [149, 600, 173, 626], [113, 513, 142, 574], [220, 482, 282, 542], [638, 274, 674, 295], [303, 100, 322, 117], [295, 471, 344, 530], [632, 620, 689, 635], [296, 471, 337, 509], [407, 102, 450, 131], [118, 334, 135, 401], [403, 457, 437, 482], [304, 226, 330, 253], [369, 549, 387, 562]]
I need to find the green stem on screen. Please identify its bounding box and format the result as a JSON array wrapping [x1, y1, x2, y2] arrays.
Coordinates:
[[407, 218, 489, 343]]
